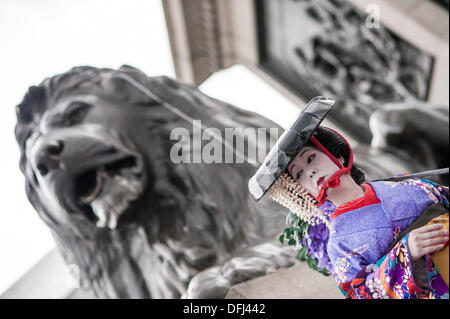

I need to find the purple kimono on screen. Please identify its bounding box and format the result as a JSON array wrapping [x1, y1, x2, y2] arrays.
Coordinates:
[[307, 178, 449, 299]]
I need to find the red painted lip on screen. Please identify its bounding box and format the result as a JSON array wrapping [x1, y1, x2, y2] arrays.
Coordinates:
[[317, 176, 325, 187]]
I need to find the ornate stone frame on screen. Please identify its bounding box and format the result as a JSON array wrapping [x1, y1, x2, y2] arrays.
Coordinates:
[[163, 0, 448, 107]]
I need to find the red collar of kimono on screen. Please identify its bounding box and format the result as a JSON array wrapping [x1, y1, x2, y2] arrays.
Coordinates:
[[310, 128, 354, 205], [331, 183, 380, 220]]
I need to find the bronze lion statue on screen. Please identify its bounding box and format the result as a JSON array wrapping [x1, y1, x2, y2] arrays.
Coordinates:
[[15, 65, 426, 298], [15, 65, 301, 298]]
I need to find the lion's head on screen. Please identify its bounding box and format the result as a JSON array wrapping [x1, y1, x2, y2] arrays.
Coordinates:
[[16, 67, 155, 231]]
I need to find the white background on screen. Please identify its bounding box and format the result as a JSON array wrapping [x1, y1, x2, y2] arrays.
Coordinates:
[[0, 0, 298, 295]]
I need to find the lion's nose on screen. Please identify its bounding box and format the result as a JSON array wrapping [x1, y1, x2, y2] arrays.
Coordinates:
[[34, 140, 64, 176]]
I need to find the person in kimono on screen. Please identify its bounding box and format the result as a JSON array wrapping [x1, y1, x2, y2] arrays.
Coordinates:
[[286, 126, 449, 299], [248, 96, 449, 299]]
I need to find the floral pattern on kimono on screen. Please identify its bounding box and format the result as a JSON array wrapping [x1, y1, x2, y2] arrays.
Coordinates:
[[327, 178, 449, 299], [339, 235, 448, 299]]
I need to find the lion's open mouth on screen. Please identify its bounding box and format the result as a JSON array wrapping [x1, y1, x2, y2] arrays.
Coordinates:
[[74, 154, 144, 229]]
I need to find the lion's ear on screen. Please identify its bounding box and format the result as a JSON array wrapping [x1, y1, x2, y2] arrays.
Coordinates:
[[101, 74, 158, 106], [118, 65, 149, 84], [118, 64, 140, 73]]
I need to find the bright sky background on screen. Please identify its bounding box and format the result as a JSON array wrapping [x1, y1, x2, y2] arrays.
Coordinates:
[[0, 0, 299, 295]]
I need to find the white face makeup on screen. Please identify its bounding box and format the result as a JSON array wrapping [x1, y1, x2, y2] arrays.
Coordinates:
[[287, 146, 342, 197]]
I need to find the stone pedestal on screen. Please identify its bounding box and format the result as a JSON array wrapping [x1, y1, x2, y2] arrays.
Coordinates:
[[225, 262, 343, 299]]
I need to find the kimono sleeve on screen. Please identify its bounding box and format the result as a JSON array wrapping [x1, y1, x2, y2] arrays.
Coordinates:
[[420, 179, 449, 207], [335, 235, 447, 299]]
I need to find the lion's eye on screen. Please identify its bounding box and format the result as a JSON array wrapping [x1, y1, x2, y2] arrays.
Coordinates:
[[64, 101, 91, 125]]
